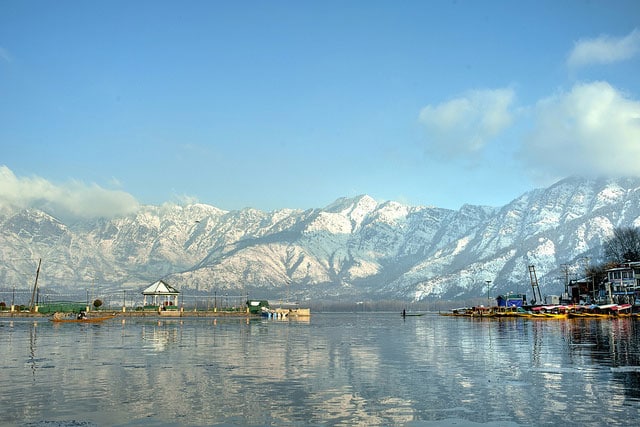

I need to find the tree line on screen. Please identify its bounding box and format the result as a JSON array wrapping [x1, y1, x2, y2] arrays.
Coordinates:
[[587, 226, 640, 285]]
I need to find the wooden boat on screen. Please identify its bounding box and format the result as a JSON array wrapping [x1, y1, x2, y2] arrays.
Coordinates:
[[441, 307, 473, 316], [513, 311, 548, 319], [439, 307, 497, 317], [402, 312, 426, 317], [612, 303, 633, 316], [568, 311, 600, 319], [567, 304, 634, 319], [542, 312, 569, 319], [529, 305, 570, 319], [494, 306, 525, 317], [568, 309, 611, 319], [50, 313, 117, 323], [261, 307, 310, 319]]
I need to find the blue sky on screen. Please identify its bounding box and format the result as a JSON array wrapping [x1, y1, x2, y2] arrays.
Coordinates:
[[1, 0, 639, 219]]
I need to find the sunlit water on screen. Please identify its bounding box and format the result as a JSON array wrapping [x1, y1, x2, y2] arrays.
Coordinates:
[[1, 313, 639, 426]]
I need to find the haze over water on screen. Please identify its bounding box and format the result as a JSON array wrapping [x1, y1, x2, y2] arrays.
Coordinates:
[[1, 313, 639, 426]]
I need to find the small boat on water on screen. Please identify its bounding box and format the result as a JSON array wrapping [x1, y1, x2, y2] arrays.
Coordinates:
[[567, 303, 634, 318], [441, 303, 640, 320], [439, 306, 497, 317], [50, 312, 117, 323], [402, 310, 425, 317], [261, 306, 310, 319]]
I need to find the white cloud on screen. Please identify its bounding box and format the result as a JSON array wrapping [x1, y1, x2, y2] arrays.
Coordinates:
[[418, 88, 515, 159], [0, 166, 140, 220], [521, 81, 640, 184], [567, 28, 640, 68]]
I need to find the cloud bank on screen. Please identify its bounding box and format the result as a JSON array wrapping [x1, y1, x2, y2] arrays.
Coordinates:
[[418, 82, 640, 184], [567, 28, 640, 68], [521, 81, 640, 183], [419, 27, 640, 186], [418, 88, 515, 159], [0, 166, 140, 220]]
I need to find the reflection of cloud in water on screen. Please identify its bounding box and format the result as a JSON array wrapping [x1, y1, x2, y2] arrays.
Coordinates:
[[141, 322, 180, 352], [5, 313, 640, 425], [407, 419, 521, 427], [24, 421, 99, 426], [350, 344, 380, 373], [409, 316, 640, 417], [311, 390, 414, 425]]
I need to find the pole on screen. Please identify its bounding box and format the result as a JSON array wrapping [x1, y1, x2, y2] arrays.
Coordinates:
[[29, 258, 42, 312]]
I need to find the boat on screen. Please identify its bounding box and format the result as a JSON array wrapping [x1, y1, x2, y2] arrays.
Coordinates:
[[568, 305, 610, 319], [542, 312, 569, 319], [439, 307, 471, 316], [260, 306, 310, 319], [494, 306, 525, 317], [611, 303, 633, 316], [402, 310, 425, 317], [439, 306, 496, 317], [50, 312, 117, 323], [567, 310, 602, 319], [567, 304, 634, 319], [529, 305, 570, 319]]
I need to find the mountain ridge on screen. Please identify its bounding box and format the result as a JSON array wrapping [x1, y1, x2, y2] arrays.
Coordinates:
[[1, 176, 639, 303]]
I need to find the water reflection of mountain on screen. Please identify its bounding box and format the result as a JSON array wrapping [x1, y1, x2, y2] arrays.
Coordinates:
[[565, 318, 640, 401], [3, 314, 640, 425], [407, 316, 640, 423], [237, 317, 416, 425]]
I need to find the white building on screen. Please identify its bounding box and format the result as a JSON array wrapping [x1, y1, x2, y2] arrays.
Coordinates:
[[605, 262, 640, 305], [142, 280, 180, 308]]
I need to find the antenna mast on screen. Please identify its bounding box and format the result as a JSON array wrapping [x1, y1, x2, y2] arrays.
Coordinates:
[[29, 258, 42, 312], [528, 265, 542, 305]]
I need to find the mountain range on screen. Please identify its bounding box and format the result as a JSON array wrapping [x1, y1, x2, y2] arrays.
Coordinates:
[[2, 176, 639, 305]]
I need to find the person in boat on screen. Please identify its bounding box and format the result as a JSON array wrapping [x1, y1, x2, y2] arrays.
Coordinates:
[[77, 311, 87, 320]]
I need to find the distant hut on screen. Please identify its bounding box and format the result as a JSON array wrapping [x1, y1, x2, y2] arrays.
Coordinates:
[[142, 280, 179, 308]]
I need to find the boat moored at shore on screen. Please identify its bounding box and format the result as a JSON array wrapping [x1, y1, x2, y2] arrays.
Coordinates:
[[50, 312, 117, 323]]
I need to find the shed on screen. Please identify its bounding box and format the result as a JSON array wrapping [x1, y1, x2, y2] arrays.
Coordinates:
[[246, 299, 269, 314], [496, 293, 526, 307], [142, 280, 179, 308]]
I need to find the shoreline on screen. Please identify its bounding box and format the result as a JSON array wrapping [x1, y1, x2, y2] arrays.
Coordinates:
[[0, 310, 259, 319]]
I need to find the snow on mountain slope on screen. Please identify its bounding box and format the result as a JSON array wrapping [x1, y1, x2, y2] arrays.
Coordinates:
[[1, 177, 640, 302]]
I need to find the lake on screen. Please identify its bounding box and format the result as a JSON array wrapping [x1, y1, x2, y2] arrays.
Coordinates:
[[1, 312, 639, 426]]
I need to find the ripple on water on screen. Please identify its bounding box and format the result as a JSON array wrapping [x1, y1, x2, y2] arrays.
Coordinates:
[[610, 366, 640, 372], [24, 421, 98, 427]]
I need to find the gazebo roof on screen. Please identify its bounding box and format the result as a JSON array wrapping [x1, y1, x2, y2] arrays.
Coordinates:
[[142, 280, 179, 295]]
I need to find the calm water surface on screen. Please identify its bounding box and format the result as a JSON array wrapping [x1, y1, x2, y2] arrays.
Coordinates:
[[1, 313, 639, 426]]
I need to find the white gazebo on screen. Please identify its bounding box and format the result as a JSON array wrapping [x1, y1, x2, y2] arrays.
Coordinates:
[[142, 280, 180, 308]]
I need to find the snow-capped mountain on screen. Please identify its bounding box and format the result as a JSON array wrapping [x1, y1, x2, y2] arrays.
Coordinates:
[[1, 177, 639, 302]]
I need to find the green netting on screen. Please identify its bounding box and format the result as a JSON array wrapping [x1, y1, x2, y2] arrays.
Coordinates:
[[37, 301, 86, 314]]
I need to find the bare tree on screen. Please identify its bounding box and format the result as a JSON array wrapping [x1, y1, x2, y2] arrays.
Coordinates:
[[603, 226, 640, 262]]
